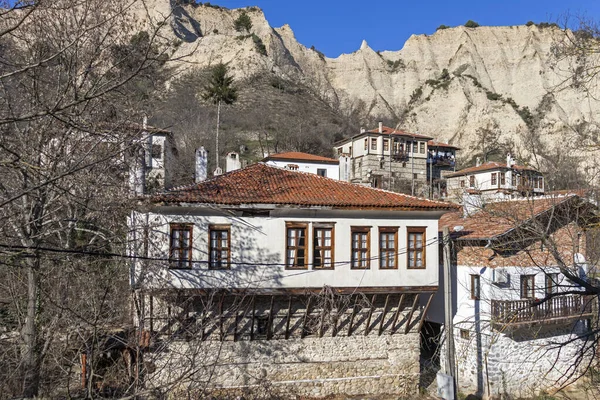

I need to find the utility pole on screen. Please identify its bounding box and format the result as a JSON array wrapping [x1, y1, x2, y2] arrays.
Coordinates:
[[443, 226, 457, 399]]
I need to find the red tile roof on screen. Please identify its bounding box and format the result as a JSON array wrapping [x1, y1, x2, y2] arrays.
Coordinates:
[[263, 151, 338, 164], [445, 161, 539, 178], [364, 125, 433, 140], [427, 140, 460, 150], [439, 195, 579, 240], [152, 163, 457, 211]]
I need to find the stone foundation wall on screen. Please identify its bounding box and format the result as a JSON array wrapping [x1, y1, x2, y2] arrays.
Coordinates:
[[147, 333, 420, 398], [445, 322, 590, 398]]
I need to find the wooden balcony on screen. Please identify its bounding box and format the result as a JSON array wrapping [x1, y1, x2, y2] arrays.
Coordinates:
[[491, 295, 594, 328], [392, 152, 409, 162]]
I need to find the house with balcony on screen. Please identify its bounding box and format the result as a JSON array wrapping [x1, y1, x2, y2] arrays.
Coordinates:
[[432, 193, 597, 398], [445, 154, 544, 204], [334, 123, 433, 195], [128, 163, 456, 397], [263, 151, 340, 179], [427, 140, 460, 198]]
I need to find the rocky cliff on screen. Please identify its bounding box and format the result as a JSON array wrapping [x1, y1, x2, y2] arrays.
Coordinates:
[[141, 0, 600, 172]]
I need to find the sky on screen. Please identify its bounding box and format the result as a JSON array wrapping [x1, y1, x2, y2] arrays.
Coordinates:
[[217, 0, 600, 57]]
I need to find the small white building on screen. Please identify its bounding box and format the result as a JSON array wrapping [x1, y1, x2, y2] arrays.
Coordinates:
[[432, 194, 596, 398], [262, 151, 339, 179], [445, 154, 544, 203]]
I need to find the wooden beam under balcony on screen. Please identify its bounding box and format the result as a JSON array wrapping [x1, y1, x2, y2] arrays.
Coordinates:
[[491, 294, 594, 328]]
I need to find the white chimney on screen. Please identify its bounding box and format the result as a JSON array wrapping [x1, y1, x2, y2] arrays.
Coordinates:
[[379, 122, 383, 133], [129, 145, 145, 195], [226, 152, 241, 172], [195, 147, 208, 183], [360, 127, 365, 133], [462, 192, 483, 218], [506, 153, 512, 167], [475, 156, 481, 167], [339, 155, 351, 182]]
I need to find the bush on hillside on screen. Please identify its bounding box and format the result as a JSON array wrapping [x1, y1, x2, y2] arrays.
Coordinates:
[[464, 20, 480, 28], [234, 11, 252, 32]]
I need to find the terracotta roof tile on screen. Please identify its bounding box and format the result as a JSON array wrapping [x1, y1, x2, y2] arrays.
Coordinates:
[[445, 161, 539, 178], [263, 151, 338, 164], [427, 140, 460, 150], [153, 163, 457, 211], [439, 195, 579, 240]]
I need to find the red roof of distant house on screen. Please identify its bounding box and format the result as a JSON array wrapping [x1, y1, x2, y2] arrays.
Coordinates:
[[445, 161, 539, 178], [427, 140, 460, 150], [364, 125, 433, 140], [439, 195, 580, 240], [263, 151, 338, 164], [152, 163, 457, 211]]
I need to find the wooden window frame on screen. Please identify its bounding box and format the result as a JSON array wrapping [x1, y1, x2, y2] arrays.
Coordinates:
[[286, 222, 308, 270], [407, 227, 426, 269], [500, 172, 506, 185], [545, 273, 558, 295], [470, 274, 481, 300], [316, 168, 327, 177], [379, 227, 398, 269], [313, 223, 335, 269], [371, 138, 377, 151], [208, 224, 231, 269], [169, 223, 193, 269], [520, 274, 536, 299], [469, 175, 475, 188], [460, 180, 465, 188], [351, 226, 371, 269], [491, 173, 497, 186], [383, 139, 389, 152], [419, 141, 425, 154]]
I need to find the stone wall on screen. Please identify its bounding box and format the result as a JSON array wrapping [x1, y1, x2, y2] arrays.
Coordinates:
[[148, 334, 420, 398], [445, 322, 591, 398], [142, 293, 424, 398]]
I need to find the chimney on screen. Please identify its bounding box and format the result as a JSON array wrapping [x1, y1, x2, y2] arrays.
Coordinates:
[[195, 147, 208, 183], [379, 121, 383, 133], [360, 127, 365, 133], [506, 153, 512, 167], [462, 192, 483, 218], [226, 151, 241, 172], [339, 155, 351, 182], [475, 156, 481, 167], [129, 145, 146, 195]]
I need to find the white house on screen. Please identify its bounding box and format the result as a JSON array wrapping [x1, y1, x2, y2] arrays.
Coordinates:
[[262, 151, 339, 179], [445, 154, 544, 203], [432, 193, 596, 398], [128, 162, 457, 397]]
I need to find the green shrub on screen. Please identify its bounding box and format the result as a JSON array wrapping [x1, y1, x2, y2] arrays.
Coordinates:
[[464, 20, 480, 28], [526, 21, 535, 26], [234, 11, 252, 32], [252, 34, 267, 56], [386, 59, 405, 71], [213, 28, 219, 34], [440, 68, 450, 80], [537, 22, 559, 29], [437, 24, 451, 30], [310, 45, 325, 60], [486, 91, 502, 101], [409, 87, 423, 104]]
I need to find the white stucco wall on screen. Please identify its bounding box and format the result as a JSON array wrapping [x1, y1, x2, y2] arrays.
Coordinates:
[[265, 160, 339, 180], [130, 208, 441, 291]]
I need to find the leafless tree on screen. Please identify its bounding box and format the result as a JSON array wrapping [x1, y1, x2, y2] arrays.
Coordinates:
[[0, 0, 187, 397]]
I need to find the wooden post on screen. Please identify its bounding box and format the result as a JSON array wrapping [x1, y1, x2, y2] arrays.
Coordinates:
[[364, 294, 377, 336], [443, 226, 457, 399], [417, 293, 435, 333], [285, 295, 292, 339], [390, 293, 405, 334], [348, 295, 358, 336], [267, 295, 275, 340], [301, 296, 312, 339], [378, 294, 391, 335], [404, 294, 420, 334]]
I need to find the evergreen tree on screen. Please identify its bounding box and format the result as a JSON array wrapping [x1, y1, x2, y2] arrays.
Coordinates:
[[202, 63, 238, 173]]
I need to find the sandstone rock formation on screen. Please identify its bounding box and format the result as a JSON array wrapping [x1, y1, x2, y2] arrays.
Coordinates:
[[140, 0, 600, 173]]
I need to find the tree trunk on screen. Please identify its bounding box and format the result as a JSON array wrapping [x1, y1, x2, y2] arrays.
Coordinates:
[[21, 256, 41, 398]]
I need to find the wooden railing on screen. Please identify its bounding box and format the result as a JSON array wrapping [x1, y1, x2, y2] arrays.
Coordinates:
[[491, 295, 593, 326]]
